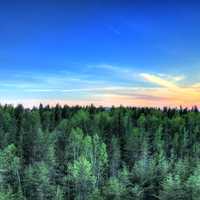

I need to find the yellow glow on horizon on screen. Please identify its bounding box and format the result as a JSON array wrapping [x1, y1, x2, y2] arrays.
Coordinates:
[[1, 73, 200, 108]]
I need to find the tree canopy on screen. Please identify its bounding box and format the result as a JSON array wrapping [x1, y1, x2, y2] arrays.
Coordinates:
[[0, 104, 199, 199]]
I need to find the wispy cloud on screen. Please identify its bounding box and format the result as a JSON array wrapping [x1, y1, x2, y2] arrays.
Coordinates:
[[157, 73, 185, 82], [139, 73, 200, 107], [88, 64, 139, 82], [1, 64, 200, 108], [140, 73, 180, 89], [90, 64, 132, 73]]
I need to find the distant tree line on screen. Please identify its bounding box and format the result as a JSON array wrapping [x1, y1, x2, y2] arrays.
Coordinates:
[[0, 104, 199, 199]]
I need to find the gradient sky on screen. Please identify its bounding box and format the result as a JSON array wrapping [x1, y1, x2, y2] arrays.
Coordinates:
[[1, 0, 200, 107]]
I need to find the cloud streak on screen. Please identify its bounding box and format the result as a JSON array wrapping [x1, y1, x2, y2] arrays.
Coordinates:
[[139, 73, 200, 107], [140, 73, 180, 89]]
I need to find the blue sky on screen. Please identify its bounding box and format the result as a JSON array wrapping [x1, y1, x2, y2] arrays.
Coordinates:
[[1, 0, 200, 107]]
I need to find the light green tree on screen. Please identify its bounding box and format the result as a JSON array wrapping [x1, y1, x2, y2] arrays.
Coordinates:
[[68, 128, 84, 161], [0, 144, 21, 192], [186, 163, 200, 200], [68, 156, 96, 200], [91, 134, 108, 187]]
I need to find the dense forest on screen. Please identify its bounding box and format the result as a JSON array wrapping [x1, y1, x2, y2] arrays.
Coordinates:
[[0, 104, 200, 199]]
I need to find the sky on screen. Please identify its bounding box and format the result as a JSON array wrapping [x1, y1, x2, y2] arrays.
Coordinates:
[[1, 0, 200, 107]]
